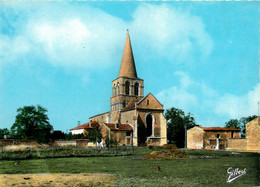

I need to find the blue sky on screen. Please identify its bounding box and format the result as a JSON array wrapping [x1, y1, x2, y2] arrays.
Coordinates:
[[0, 2, 259, 132]]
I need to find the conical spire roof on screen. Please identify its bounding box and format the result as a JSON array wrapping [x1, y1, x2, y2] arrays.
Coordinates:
[[119, 31, 137, 78]]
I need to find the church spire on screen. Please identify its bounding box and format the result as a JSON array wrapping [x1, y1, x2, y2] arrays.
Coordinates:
[[119, 30, 138, 78]]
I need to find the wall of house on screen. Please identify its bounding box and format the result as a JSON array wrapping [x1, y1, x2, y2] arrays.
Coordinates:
[[203, 131, 240, 149], [187, 127, 204, 149], [71, 129, 84, 135], [246, 117, 260, 151], [99, 124, 110, 146], [111, 131, 127, 145], [227, 139, 247, 151]]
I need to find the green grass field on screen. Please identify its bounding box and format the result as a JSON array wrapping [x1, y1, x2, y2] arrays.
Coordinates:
[[0, 147, 259, 186]]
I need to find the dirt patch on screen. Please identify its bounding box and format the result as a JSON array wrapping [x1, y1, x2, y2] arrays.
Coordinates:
[[0, 173, 117, 186]]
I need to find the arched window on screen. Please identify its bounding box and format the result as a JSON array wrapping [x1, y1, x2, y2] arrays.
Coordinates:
[[134, 82, 139, 96], [125, 81, 130, 95], [113, 84, 116, 96], [117, 82, 120, 95], [146, 113, 153, 137], [122, 101, 126, 108]]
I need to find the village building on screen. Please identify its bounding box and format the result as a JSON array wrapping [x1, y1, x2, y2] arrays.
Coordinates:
[[70, 121, 100, 135], [71, 32, 167, 146], [187, 126, 240, 150], [187, 117, 260, 152]]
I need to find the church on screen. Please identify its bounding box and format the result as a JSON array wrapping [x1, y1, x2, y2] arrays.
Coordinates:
[[71, 32, 167, 146]]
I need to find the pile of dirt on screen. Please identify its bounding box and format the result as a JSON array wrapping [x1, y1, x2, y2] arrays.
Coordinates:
[[143, 144, 188, 160]]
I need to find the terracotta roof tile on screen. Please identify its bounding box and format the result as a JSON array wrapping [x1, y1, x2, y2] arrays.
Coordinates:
[[70, 120, 99, 130], [104, 123, 132, 131], [197, 127, 240, 131]]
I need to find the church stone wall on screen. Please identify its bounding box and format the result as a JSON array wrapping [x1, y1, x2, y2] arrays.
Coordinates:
[[89, 112, 110, 124], [160, 113, 167, 145], [136, 94, 163, 110], [120, 110, 136, 125], [137, 110, 161, 138]]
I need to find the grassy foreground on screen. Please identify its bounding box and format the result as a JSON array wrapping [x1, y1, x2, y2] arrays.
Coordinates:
[[0, 147, 259, 186]]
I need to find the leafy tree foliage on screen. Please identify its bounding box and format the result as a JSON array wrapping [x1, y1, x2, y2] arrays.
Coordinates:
[[165, 107, 197, 148], [10, 105, 53, 143], [86, 129, 102, 143], [225, 119, 241, 129], [0, 128, 9, 139], [64, 128, 102, 143], [225, 115, 257, 137], [239, 115, 257, 137]]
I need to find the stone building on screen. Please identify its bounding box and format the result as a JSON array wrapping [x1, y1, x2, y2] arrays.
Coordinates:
[[70, 121, 100, 135], [187, 126, 240, 150], [227, 117, 260, 152], [187, 117, 260, 152], [71, 32, 167, 146]]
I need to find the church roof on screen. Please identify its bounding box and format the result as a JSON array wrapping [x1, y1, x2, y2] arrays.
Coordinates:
[[121, 97, 142, 112], [119, 31, 138, 79], [70, 120, 99, 130], [104, 123, 133, 131]]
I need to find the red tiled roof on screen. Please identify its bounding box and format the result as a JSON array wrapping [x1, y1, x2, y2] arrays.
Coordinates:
[[197, 127, 240, 131], [104, 123, 132, 131], [70, 120, 99, 130], [121, 97, 142, 112]]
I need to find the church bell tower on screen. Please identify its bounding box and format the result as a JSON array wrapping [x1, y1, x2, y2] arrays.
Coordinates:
[[110, 31, 144, 112]]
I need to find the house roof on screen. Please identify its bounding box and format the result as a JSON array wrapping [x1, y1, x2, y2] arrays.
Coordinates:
[[119, 31, 138, 79], [104, 123, 133, 131], [121, 97, 142, 112], [197, 126, 240, 131], [70, 120, 99, 130]]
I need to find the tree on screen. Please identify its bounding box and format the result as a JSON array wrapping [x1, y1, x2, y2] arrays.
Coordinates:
[[224, 115, 257, 137], [225, 119, 241, 129], [86, 129, 102, 143], [239, 115, 257, 137], [10, 105, 53, 143], [0, 128, 9, 139], [165, 107, 197, 148]]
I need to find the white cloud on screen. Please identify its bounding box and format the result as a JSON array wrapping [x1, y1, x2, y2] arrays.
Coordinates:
[[156, 71, 199, 112], [0, 3, 213, 70], [215, 83, 260, 119], [131, 4, 213, 63], [157, 71, 259, 126]]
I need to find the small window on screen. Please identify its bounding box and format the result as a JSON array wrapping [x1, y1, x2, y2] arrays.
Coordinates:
[[147, 100, 149, 105], [117, 82, 120, 95], [134, 82, 139, 96], [125, 81, 130, 95], [231, 131, 234, 138], [216, 134, 220, 138], [126, 131, 131, 136]]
